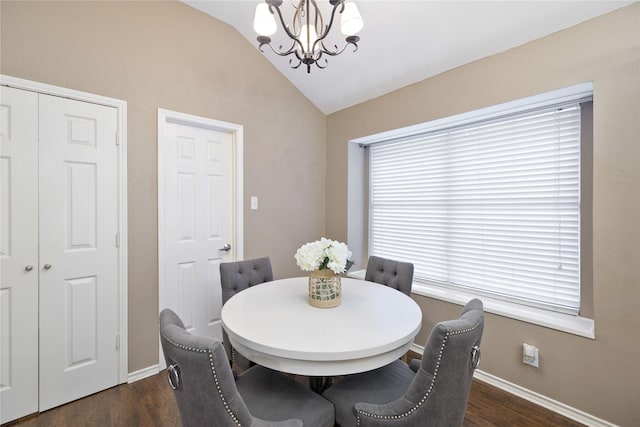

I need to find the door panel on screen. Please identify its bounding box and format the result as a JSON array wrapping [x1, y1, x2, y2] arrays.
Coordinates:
[[38, 94, 119, 411], [0, 86, 39, 424], [162, 121, 232, 340]]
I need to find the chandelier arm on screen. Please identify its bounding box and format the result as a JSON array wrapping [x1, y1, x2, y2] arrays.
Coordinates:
[[310, 0, 344, 54], [318, 37, 358, 56], [289, 57, 303, 69], [310, 50, 327, 69], [310, 0, 324, 37], [293, 48, 305, 62], [315, 58, 329, 69], [258, 38, 299, 57], [269, 0, 306, 53], [292, 0, 303, 35]]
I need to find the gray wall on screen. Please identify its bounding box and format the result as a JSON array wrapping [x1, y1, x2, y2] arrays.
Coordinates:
[[327, 4, 640, 426], [1, 0, 326, 373]]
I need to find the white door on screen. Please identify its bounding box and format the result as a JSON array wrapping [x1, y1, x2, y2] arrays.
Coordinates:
[[37, 94, 120, 411], [0, 87, 39, 423], [159, 113, 238, 343]]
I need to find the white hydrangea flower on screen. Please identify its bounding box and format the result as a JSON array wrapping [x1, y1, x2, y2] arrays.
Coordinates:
[[294, 237, 353, 274], [294, 240, 324, 271]]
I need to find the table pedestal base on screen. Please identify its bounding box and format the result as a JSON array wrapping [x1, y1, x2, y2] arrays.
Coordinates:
[[308, 376, 333, 394]]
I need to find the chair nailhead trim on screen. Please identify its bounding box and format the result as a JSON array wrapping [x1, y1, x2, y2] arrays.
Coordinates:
[[355, 321, 482, 426], [165, 337, 243, 426]]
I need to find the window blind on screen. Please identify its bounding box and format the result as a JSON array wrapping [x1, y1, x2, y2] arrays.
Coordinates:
[[370, 104, 581, 314]]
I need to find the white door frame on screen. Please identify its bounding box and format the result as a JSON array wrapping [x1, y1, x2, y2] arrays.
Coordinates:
[[157, 108, 243, 367], [0, 74, 129, 384]]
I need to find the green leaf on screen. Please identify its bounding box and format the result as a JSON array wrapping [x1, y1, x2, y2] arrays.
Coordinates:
[[345, 259, 355, 272]]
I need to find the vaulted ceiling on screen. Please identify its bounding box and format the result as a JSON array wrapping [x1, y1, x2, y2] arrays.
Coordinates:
[[184, 1, 634, 114]]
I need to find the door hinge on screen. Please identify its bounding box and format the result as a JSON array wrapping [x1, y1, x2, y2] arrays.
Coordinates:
[[115, 233, 120, 248], [115, 130, 119, 146], [116, 334, 120, 350]]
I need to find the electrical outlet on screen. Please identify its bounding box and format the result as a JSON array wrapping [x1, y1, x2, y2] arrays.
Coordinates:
[[523, 343, 539, 368], [250, 196, 258, 210]]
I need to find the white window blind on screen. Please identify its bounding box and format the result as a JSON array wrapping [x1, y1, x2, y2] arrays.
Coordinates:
[[370, 103, 582, 314]]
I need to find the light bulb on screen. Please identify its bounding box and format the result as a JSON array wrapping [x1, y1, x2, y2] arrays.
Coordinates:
[[299, 24, 318, 55], [254, 3, 277, 36], [341, 2, 363, 36]]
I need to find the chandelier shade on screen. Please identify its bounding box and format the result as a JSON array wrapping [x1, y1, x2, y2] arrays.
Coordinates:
[[340, 2, 364, 35], [253, 0, 363, 73], [254, 3, 278, 36]]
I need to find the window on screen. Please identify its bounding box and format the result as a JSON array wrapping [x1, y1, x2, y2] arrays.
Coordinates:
[[363, 84, 593, 321]]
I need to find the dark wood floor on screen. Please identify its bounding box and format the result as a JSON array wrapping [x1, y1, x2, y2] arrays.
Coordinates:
[[4, 369, 584, 427]]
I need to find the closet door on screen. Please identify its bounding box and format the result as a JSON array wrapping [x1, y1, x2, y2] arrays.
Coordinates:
[[38, 94, 120, 411], [0, 87, 39, 423]]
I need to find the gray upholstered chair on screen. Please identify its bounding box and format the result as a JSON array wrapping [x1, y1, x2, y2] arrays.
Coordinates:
[[364, 255, 414, 296], [220, 256, 273, 370], [322, 298, 484, 427], [159, 308, 335, 427]]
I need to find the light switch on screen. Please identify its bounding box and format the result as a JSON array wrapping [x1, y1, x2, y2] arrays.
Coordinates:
[[250, 196, 258, 210]]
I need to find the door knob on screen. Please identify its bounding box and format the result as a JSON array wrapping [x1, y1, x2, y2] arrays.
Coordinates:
[[25, 265, 33, 271], [43, 264, 52, 270], [219, 243, 231, 252]]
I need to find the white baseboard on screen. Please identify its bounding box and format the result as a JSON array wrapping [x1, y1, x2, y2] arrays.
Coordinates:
[[128, 364, 160, 384], [409, 343, 616, 427], [409, 342, 425, 357]]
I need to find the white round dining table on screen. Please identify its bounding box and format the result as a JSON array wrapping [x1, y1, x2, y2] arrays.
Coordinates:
[[221, 277, 423, 377]]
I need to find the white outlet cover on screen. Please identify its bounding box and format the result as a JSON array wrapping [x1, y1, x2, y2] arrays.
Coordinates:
[[523, 343, 539, 368]]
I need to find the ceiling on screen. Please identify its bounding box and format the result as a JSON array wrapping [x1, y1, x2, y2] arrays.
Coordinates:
[[184, 0, 634, 114]]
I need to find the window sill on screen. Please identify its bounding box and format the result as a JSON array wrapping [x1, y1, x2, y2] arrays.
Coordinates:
[[414, 283, 594, 339], [349, 269, 595, 339]]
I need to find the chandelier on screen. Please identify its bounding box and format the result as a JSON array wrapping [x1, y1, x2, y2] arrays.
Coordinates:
[[253, 0, 363, 73]]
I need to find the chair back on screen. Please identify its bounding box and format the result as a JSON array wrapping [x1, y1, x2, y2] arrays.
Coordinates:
[[220, 257, 273, 369], [159, 308, 255, 427], [355, 298, 484, 427], [220, 257, 273, 304], [364, 255, 414, 296]]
